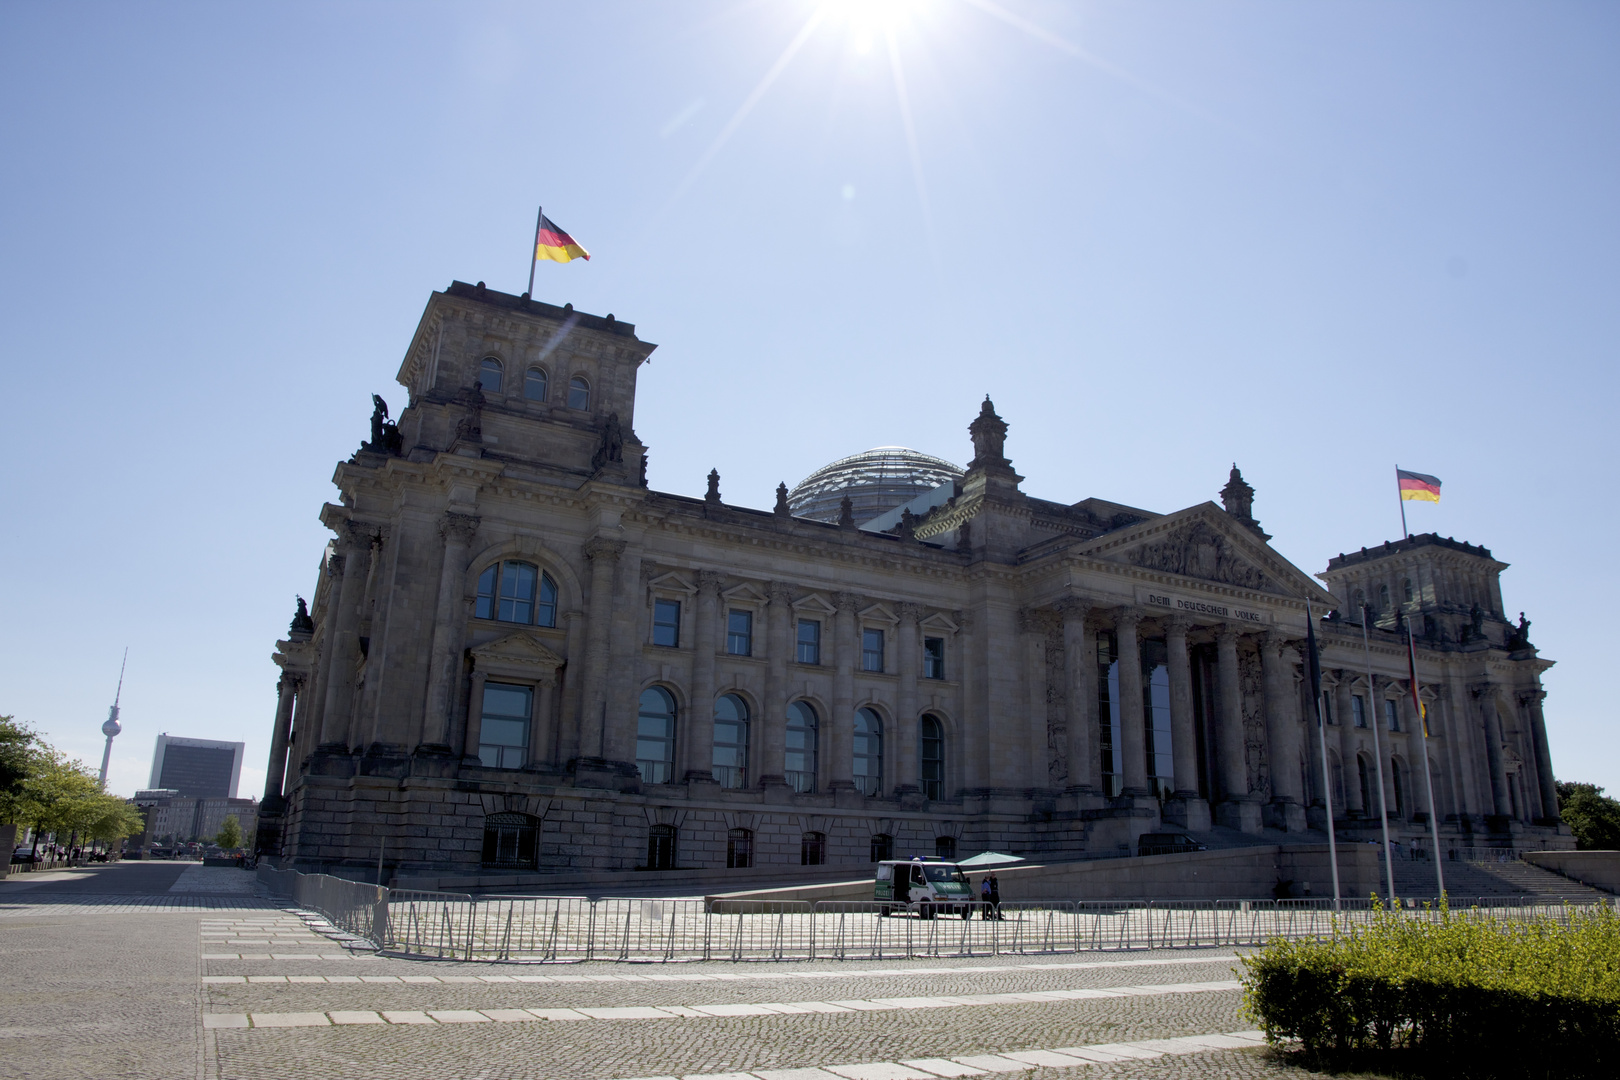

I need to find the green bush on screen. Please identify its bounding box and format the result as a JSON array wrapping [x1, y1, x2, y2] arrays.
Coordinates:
[[1240, 902, 1620, 1079]]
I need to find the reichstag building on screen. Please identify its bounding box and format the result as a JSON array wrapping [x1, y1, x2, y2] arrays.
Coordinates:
[[256, 281, 1565, 877]]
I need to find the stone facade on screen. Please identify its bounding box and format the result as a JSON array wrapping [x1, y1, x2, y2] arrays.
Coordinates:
[[256, 280, 1568, 878]]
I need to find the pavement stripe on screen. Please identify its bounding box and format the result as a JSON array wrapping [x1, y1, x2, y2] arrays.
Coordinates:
[[208, 978, 1242, 1031], [610, 1030, 1267, 1080]]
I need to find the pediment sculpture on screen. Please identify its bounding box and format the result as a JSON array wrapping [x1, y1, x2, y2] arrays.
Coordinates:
[[1129, 520, 1269, 591]]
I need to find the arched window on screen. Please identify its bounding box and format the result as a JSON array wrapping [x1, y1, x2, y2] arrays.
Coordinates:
[[801, 831, 826, 866], [1358, 756, 1372, 814], [481, 812, 537, 869], [479, 356, 503, 393], [1391, 759, 1405, 817], [726, 828, 752, 869], [853, 707, 883, 796], [568, 376, 590, 410], [712, 694, 749, 789], [476, 562, 559, 627], [919, 714, 944, 801], [785, 701, 818, 793], [524, 366, 548, 402], [935, 835, 957, 860], [646, 824, 677, 871], [870, 834, 893, 862], [636, 687, 676, 785], [1378, 584, 1390, 611]]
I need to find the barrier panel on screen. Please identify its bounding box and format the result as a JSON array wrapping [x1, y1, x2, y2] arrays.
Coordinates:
[[252, 864, 1620, 964]]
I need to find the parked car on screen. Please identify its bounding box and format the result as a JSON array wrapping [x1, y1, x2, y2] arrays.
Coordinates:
[[873, 859, 974, 918], [1136, 832, 1207, 856]]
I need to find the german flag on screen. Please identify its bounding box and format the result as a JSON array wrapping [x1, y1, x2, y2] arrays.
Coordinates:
[[1397, 468, 1442, 503], [535, 213, 590, 264]]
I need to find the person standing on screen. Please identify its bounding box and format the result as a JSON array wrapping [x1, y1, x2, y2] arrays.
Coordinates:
[[980, 875, 993, 918], [987, 872, 1002, 920]]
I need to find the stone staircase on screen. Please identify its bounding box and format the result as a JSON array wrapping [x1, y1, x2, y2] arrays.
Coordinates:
[[1392, 856, 1614, 901]]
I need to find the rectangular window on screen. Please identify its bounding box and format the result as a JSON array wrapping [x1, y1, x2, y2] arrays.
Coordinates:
[[923, 636, 945, 680], [1321, 691, 1335, 726], [861, 628, 884, 672], [797, 619, 821, 665], [1385, 699, 1400, 732], [726, 828, 752, 869], [726, 609, 753, 656], [1140, 638, 1173, 798], [1097, 631, 1122, 796], [478, 683, 531, 769], [653, 599, 681, 647], [1352, 695, 1368, 728]]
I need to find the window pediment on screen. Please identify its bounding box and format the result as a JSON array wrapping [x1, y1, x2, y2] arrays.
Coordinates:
[[470, 630, 564, 684]]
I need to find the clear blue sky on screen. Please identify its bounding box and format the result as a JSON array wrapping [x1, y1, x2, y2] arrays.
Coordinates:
[[2, 1, 1615, 803]]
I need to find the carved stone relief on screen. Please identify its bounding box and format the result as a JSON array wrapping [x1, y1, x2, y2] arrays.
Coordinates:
[[1130, 520, 1269, 591], [1239, 646, 1270, 798]]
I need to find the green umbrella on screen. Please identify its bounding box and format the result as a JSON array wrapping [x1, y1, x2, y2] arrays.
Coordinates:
[[957, 851, 1024, 868]]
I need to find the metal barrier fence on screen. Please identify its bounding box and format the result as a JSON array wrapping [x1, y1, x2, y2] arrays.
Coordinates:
[[256, 866, 1616, 964]]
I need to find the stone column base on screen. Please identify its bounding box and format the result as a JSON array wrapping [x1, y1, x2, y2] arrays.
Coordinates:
[[1263, 799, 1308, 833], [1162, 796, 1212, 833], [1216, 798, 1264, 834]]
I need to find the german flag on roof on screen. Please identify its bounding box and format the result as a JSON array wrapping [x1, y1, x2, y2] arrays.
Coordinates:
[[535, 214, 589, 264], [1397, 469, 1442, 502]]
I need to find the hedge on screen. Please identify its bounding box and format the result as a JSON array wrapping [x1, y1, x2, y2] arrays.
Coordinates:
[[1240, 902, 1620, 1078]]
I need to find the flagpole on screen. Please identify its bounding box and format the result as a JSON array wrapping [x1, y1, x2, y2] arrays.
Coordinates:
[[1395, 466, 1410, 538], [1406, 623, 1446, 902], [1361, 605, 1397, 905], [526, 205, 543, 298], [1307, 601, 1341, 910]]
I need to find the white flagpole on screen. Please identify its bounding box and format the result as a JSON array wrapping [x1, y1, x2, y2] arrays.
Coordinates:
[[1395, 466, 1410, 538], [1362, 605, 1397, 904], [1406, 624, 1446, 901], [526, 205, 543, 297], [1308, 602, 1341, 910]]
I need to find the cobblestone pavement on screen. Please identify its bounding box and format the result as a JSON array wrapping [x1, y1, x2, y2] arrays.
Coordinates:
[[0, 863, 1391, 1080]]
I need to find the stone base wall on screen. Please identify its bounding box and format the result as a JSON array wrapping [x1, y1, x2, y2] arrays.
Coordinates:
[[279, 770, 1113, 876]]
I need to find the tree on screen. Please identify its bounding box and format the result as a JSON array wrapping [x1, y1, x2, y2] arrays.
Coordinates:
[[215, 815, 243, 851], [1556, 780, 1620, 851], [0, 715, 43, 825], [14, 750, 101, 852]]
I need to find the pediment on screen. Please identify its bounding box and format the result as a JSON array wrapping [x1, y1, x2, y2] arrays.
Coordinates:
[[470, 630, 565, 682], [1079, 503, 1337, 607], [721, 581, 768, 605], [858, 602, 898, 626], [791, 593, 837, 616], [646, 571, 695, 596], [920, 611, 960, 634]]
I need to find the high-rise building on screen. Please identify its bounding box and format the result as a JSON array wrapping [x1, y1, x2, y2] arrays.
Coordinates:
[[148, 734, 243, 798]]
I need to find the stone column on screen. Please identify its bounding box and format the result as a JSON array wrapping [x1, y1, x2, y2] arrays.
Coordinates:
[[894, 603, 922, 794], [1115, 608, 1148, 798], [1163, 616, 1209, 830], [1214, 626, 1260, 833], [1334, 674, 1363, 816], [1061, 599, 1094, 795], [527, 678, 555, 767], [758, 581, 792, 788], [318, 524, 372, 750], [556, 609, 585, 762], [1474, 683, 1512, 817], [462, 670, 488, 760], [577, 536, 624, 762], [828, 593, 858, 792], [1262, 632, 1305, 831], [263, 674, 299, 803], [1523, 690, 1558, 821], [420, 512, 479, 749], [684, 571, 722, 783]]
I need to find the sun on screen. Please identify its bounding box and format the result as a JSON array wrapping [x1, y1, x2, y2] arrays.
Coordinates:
[[820, 0, 932, 52]]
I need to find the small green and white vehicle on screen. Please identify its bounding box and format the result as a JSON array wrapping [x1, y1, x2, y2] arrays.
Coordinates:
[[873, 859, 974, 917]]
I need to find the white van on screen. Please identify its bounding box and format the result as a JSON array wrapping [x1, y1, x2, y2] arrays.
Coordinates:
[[873, 859, 973, 917]]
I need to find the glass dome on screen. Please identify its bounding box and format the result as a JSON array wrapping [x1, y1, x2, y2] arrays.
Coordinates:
[[788, 446, 963, 525]]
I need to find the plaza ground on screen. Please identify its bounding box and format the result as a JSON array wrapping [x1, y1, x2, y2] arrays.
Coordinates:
[[0, 862, 1388, 1080]]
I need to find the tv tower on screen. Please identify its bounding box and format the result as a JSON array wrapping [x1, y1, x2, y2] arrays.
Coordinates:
[[99, 648, 127, 790]]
